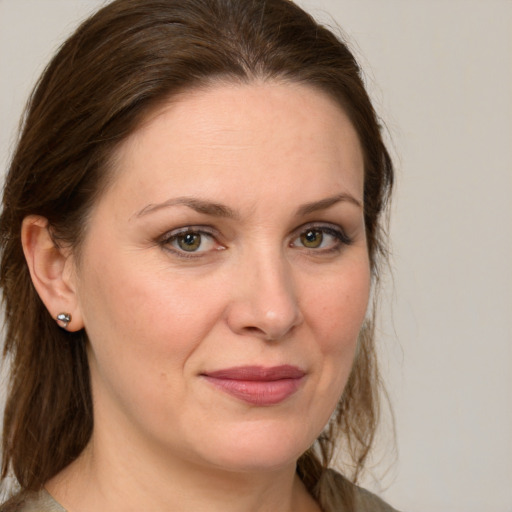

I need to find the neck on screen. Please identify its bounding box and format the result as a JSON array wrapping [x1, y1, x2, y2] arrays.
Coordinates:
[[46, 433, 320, 512]]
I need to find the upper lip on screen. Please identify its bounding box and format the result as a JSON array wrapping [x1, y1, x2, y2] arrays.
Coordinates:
[[202, 365, 305, 381]]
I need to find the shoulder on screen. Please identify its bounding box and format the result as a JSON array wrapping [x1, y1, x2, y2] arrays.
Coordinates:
[[0, 490, 66, 512], [317, 469, 401, 512], [352, 484, 400, 512]]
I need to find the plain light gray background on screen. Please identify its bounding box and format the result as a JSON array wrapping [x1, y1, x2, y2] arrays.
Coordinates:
[[1, 1, 511, 511]]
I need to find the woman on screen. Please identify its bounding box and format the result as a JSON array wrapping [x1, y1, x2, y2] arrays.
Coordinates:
[[0, 0, 396, 510]]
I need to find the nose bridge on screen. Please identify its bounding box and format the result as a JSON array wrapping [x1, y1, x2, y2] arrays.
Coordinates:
[[227, 242, 303, 340]]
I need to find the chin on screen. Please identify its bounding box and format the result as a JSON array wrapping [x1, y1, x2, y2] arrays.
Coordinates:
[[192, 421, 316, 473], [208, 448, 302, 474]]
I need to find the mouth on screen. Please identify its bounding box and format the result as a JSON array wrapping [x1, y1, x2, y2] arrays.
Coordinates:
[[201, 365, 305, 406]]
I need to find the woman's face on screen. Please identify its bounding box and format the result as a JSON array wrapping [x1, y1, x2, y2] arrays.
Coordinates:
[[72, 81, 370, 472]]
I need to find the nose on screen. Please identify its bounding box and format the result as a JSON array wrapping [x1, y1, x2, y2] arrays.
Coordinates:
[[225, 251, 303, 342]]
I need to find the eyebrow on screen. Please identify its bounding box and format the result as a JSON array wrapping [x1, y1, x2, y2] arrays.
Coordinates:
[[296, 193, 363, 215], [136, 196, 239, 219], [135, 192, 362, 220]]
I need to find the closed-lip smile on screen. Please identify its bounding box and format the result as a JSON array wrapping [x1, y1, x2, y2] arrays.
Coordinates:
[[201, 365, 306, 406]]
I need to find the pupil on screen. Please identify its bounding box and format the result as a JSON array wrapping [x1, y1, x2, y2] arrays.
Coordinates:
[[305, 231, 317, 242], [184, 234, 196, 245]]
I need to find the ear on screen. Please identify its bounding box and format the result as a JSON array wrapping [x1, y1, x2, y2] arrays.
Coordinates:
[[21, 215, 84, 331]]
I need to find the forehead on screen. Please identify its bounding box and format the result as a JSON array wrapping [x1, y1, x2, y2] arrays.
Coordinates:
[[106, 80, 364, 211]]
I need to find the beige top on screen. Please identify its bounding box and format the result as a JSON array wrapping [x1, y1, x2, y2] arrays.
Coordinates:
[[0, 472, 399, 512], [0, 490, 65, 512]]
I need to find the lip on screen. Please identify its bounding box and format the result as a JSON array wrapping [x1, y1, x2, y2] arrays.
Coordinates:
[[202, 365, 305, 406]]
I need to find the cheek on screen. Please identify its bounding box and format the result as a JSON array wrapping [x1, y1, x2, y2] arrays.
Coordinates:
[[77, 248, 226, 389], [303, 260, 371, 343], [300, 259, 371, 392], [82, 248, 214, 334], [76, 251, 230, 436]]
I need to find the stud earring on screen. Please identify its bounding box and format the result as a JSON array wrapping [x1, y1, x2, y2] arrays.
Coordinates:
[[56, 312, 72, 329]]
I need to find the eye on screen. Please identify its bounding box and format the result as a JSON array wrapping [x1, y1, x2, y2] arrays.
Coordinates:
[[291, 225, 351, 252], [161, 228, 221, 256]]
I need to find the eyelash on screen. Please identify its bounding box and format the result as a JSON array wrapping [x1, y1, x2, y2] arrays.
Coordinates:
[[290, 224, 352, 254], [159, 223, 352, 259], [159, 226, 221, 259]]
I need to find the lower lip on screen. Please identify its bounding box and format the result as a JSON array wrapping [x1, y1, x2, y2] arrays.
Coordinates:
[[203, 376, 303, 406]]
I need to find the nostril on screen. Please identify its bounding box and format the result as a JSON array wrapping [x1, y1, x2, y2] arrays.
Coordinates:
[[242, 323, 297, 342], [243, 326, 265, 336]]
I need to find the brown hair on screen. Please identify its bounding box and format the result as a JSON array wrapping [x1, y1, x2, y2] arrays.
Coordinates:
[[0, 0, 393, 506]]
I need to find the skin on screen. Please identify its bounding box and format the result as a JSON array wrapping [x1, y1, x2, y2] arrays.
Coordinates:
[[25, 81, 370, 512]]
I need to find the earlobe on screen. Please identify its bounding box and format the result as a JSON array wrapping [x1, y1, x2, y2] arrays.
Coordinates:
[[21, 215, 84, 331]]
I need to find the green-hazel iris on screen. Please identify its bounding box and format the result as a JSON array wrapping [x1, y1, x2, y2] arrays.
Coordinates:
[[177, 232, 202, 251], [300, 229, 323, 248]]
